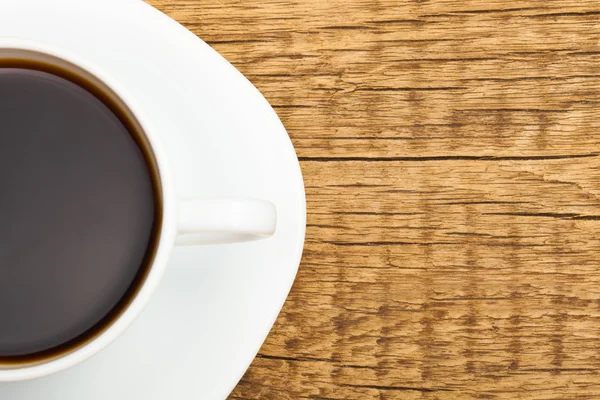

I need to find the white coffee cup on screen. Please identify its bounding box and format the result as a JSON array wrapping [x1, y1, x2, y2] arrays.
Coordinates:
[[0, 38, 277, 382]]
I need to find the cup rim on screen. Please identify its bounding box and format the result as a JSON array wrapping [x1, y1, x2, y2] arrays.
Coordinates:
[[0, 38, 178, 382]]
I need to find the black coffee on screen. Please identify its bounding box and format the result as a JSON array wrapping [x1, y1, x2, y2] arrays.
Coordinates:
[[0, 64, 160, 362]]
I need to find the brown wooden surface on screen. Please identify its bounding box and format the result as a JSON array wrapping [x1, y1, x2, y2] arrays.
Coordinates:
[[148, 1, 600, 398]]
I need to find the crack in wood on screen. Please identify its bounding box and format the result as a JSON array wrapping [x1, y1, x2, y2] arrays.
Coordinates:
[[299, 153, 599, 162], [338, 383, 454, 392]]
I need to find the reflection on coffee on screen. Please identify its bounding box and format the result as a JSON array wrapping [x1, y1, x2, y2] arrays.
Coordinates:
[[0, 64, 160, 363]]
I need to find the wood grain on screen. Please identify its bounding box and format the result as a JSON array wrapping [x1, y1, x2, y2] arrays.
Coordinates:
[[147, 0, 600, 398]]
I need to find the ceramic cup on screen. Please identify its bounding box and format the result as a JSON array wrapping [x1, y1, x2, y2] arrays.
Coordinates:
[[0, 38, 277, 382]]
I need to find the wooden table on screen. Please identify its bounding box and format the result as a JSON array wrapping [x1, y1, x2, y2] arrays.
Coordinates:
[[149, 1, 600, 398]]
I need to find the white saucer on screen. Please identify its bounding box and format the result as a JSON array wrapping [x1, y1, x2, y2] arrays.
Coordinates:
[[0, 0, 305, 398]]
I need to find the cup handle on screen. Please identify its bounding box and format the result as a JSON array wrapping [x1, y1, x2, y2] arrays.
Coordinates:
[[175, 198, 277, 246]]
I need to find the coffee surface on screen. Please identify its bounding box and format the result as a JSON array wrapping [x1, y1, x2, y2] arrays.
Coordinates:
[[0, 68, 156, 357]]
